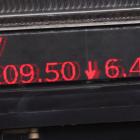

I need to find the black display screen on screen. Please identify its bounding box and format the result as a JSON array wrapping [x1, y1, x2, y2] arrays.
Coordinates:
[[0, 27, 140, 85]]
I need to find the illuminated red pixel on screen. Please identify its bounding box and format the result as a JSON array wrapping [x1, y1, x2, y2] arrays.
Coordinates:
[[0, 37, 6, 57]]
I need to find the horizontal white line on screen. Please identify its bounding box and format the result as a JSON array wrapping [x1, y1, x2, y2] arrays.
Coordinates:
[[0, 7, 140, 18], [0, 19, 140, 31]]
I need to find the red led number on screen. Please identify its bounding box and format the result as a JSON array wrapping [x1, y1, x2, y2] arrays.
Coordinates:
[[0, 64, 37, 85], [129, 57, 140, 75], [2, 57, 140, 85], [105, 59, 120, 79], [20, 64, 35, 84], [0, 66, 4, 85], [45, 61, 79, 82], [45, 62, 60, 82], [3, 65, 18, 85], [61, 62, 76, 81]]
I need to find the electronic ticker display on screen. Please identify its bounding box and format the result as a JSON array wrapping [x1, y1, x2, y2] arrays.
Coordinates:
[[0, 27, 140, 85]]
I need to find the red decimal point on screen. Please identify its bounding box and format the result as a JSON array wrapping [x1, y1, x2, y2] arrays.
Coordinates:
[[122, 67, 127, 78], [38, 78, 43, 83], [85, 60, 100, 80], [123, 73, 127, 78]]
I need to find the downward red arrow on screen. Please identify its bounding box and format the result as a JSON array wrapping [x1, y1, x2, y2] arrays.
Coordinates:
[[85, 61, 97, 80]]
